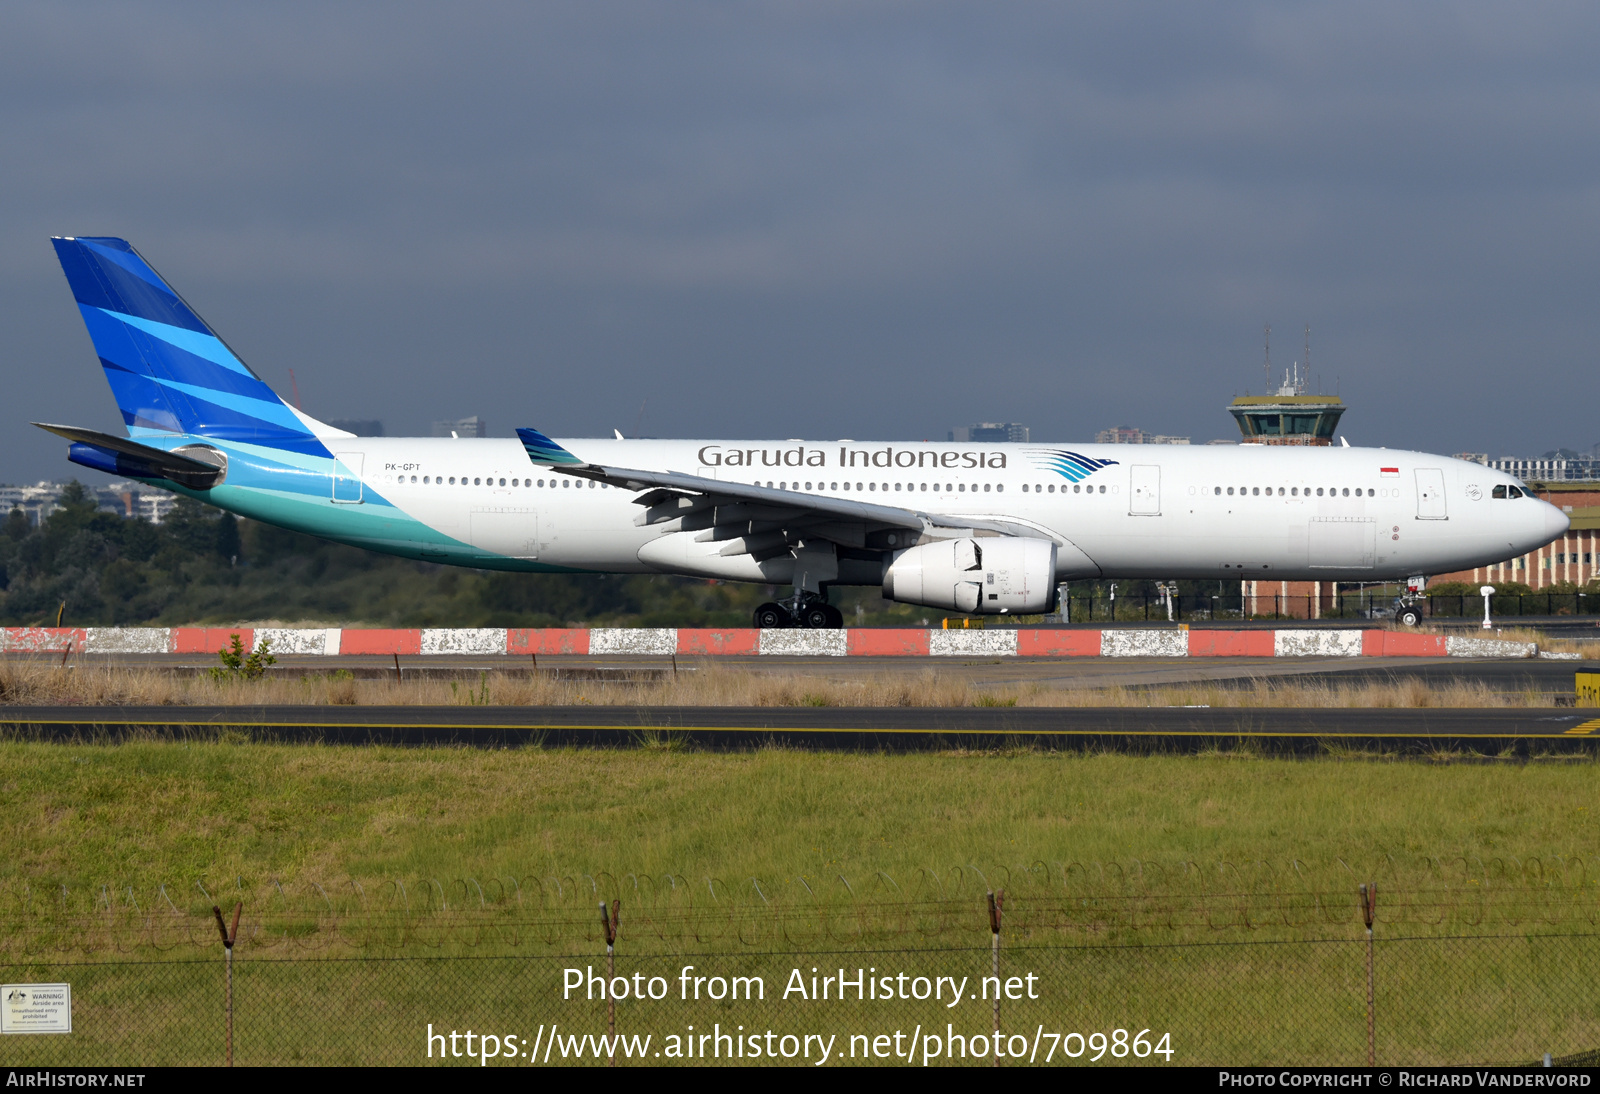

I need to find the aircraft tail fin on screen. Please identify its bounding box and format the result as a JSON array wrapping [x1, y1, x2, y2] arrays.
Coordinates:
[[50, 236, 334, 455]]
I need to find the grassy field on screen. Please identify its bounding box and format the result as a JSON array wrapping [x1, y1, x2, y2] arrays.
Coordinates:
[[4, 740, 1600, 1065], [3, 740, 1596, 911]]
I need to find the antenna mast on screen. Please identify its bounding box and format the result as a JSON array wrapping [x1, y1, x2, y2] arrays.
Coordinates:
[[1264, 323, 1271, 392], [1304, 324, 1311, 393]]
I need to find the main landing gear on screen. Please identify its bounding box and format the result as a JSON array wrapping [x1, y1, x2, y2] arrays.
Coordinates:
[[753, 593, 844, 629]]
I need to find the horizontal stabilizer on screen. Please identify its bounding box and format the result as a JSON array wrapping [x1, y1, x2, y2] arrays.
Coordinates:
[[33, 422, 226, 488]]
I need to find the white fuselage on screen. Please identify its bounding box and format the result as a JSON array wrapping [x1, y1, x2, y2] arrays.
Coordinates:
[[313, 437, 1565, 583]]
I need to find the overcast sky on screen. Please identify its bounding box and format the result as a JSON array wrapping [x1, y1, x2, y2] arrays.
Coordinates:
[[4, 2, 1599, 484]]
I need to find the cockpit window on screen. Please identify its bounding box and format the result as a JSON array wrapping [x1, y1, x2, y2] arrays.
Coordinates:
[[1492, 485, 1506, 499], [1509, 485, 1524, 498]]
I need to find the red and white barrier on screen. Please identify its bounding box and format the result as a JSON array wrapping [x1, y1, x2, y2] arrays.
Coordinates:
[[0, 626, 1543, 658]]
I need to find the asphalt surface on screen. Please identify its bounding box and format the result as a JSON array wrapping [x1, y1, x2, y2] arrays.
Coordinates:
[[21, 652, 1600, 691], [4, 703, 1598, 753]]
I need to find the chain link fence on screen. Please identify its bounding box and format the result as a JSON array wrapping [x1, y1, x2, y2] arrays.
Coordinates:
[[4, 926, 1598, 1065]]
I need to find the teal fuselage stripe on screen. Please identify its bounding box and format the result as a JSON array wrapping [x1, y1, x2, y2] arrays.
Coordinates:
[[130, 438, 585, 574]]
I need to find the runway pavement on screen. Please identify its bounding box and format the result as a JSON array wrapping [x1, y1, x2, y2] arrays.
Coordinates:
[[3, 703, 1597, 753], [16, 652, 1600, 691]]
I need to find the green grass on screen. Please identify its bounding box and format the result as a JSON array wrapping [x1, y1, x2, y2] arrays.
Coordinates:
[[5, 742, 1600, 1066], [4, 741, 1598, 902]]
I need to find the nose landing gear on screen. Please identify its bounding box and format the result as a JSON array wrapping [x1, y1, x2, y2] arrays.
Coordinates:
[[752, 593, 844, 629]]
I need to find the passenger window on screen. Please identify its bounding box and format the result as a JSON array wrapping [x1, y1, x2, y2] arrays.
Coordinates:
[[448, 476, 456, 485], [563, 480, 570, 488], [1074, 485, 1081, 493], [1022, 484, 1029, 493], [1291, 487, 1297, 495], [1278, 487, 1284, 496], [1252, 487, 1259, 496], [1048, 485, 1055, 493], [995, 484, 1003, 493], [959, 484, 966, 492], [984, 484, 991, 493], [1342, 488, 1349, 497], [1098, 485, 1106, 494], [1315, 488, 1323, 496], [1227, 487, 1234, 495]]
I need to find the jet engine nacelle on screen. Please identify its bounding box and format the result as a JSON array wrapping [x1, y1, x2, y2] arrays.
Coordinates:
[[881, 537, 1056, 614]]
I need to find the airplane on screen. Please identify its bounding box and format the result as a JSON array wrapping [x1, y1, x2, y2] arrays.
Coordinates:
[[35, 236, 1568, 629]]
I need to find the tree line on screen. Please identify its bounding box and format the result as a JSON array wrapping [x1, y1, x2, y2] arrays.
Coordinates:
[[0, 482, 793, 628]]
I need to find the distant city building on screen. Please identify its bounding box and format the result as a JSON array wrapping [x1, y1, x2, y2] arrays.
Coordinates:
[[328, 419, 385, 437], [1094, 426, 1191, 445], [432, 415, 487, 438], [1205, 439, 1237, 445], [949, 422, 1029, 443], [0, 481, 178, 525]]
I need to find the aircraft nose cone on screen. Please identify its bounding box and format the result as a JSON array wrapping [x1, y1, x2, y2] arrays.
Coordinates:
[[1545, 502, 1571, 540]]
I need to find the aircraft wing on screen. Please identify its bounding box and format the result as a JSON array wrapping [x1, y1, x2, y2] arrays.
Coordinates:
[[516, 427, 1032, 560]]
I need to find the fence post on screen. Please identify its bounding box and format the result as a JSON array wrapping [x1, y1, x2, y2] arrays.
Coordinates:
[[211, 902, 241, 1067], [987, 889, 1004, 1067], [1359, 883, 1377, 1066], [600, 899, 619, 1066]]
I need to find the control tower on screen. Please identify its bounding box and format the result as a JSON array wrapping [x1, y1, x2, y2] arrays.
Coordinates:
[[1227, 361, 1344, 445]]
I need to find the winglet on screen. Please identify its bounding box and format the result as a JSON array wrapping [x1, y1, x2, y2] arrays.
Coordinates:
[[516, 427, 585, 466]]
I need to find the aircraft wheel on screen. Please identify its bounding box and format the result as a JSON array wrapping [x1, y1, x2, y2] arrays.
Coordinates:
[[753, 603, 791, 629], [799, 604, 833, 629], [1397, 605, 1424, 627], [822, 605, 845, 629]]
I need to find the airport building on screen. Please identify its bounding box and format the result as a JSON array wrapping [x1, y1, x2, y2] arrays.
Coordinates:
[[1454, 452, 1600, 484], [1232, 371, 1349, 615]]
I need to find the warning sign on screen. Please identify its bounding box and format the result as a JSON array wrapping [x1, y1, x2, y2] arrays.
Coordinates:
[[2, 983, 72, 1034]]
